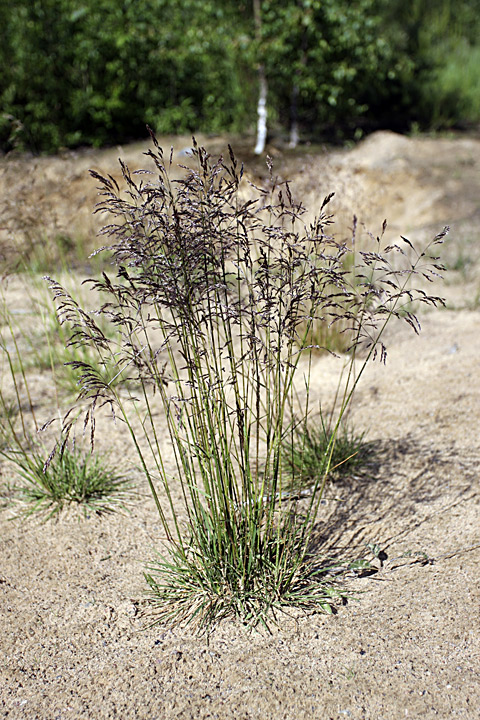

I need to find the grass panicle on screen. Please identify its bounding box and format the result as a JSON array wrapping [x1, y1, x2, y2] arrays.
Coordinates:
[[29, 276, 128, 396], [50, 133, 446, 630]]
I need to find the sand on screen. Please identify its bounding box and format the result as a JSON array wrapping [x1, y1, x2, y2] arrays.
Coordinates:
[[1, 131, 479, 719]]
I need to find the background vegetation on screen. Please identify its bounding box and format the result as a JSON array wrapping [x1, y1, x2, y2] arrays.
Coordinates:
[[1, 0, 479, 152]]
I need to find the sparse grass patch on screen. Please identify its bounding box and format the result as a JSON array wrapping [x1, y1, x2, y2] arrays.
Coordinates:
[[2, 221, 104, 276], [296, 234, 358, 356], [282, 418, 371, 492], [29, 291, 127, 395], [300, 315, 353, 355], [442, 231, 480, 281], [445, 248, 475, 279], [3, 443, 133, 520], [4, 271, 130, 397], [18, 232, 109, 276], [0, 278, 135, 520], [0, 160, 105, 275]]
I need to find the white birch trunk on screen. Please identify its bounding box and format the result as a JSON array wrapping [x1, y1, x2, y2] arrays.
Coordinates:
[[253, 0, 267, 155], [254, 68, 268, 155], [288, 121, 299, 149], [288, 84, 299, 149]]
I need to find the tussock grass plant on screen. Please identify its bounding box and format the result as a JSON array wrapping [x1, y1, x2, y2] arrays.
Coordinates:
[[0, 283, 134, 519], [49, 133, 446, 630], [282, 416, 371, 492], [2, 441, 132, 520]]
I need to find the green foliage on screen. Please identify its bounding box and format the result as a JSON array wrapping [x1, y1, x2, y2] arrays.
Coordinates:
[[3, 0, 479, 152], [380, 0, 480, 130], [260, 0, 409, 136], [282, 419, 371, 490], [0, 0, 251, 152], [422, 41, 480, 129]]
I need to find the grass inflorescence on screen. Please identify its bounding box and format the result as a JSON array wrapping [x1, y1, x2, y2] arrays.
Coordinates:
[[48, 131, 446, 630]]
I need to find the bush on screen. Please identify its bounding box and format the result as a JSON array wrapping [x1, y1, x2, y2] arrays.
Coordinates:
[[0, 0, 251, 153]]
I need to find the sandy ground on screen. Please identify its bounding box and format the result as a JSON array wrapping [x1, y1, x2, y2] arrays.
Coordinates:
[[1, 131, 479, 719]]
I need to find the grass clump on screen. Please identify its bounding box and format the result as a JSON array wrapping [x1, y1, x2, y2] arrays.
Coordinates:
[[0, 282, 134, 519], [50, 132, 446, 631], [282, 417, 370, 492], [4, 443, 132, 520]]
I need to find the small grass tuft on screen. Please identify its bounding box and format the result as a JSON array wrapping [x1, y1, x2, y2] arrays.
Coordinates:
[[6, 444, 134, 520], [282, 419, 371, 491], [0, 276, 134, 520]]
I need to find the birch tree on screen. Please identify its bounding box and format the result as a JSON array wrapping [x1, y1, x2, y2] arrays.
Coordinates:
[[253, 0, 268, 154]]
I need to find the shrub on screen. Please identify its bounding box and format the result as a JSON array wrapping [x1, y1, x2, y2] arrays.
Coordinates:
[[49, 134, 446, 630]]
